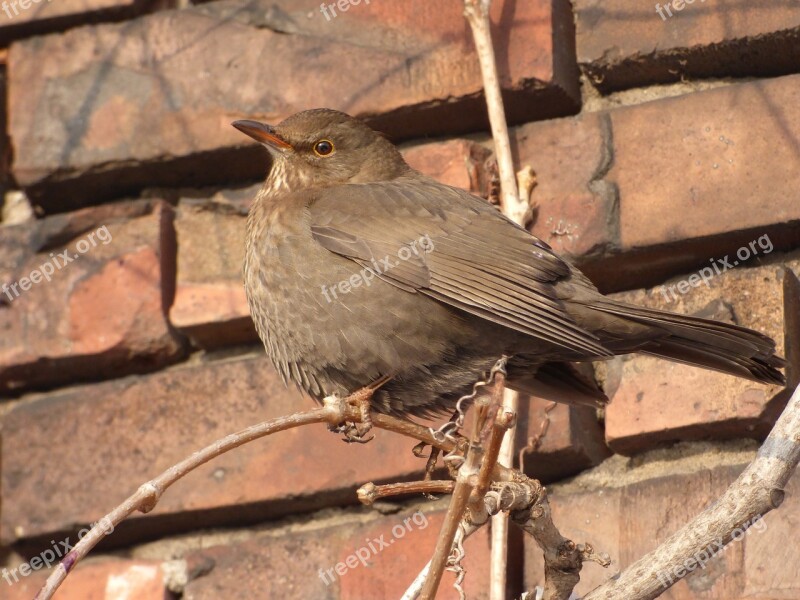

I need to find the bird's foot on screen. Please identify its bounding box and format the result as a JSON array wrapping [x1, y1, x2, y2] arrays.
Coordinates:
[[332, 421, 374, 444], [326, 414, 372, 443], [327, 377, 391, 444]]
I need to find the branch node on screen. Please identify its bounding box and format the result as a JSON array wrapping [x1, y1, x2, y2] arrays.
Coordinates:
[[322, 393, 348, 424], [770, 488, 785, 508], [138, 482, 162, 514], [358, 482, 377, 505]]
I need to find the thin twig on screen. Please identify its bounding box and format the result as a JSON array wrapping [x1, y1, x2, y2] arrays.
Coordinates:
[[492, 164, 540, 600], [420, 362, 507, 599], [357, 480, 456, 505], [583, 383, 800, 600], [402, 520, 484, 600], [404, 478, 543, 600], [470, 409, 516, 521], [420, 439, 485, 598], [462, 2, 540, 593], [463, 0, 521, 216], [518, 401, 557, 467]]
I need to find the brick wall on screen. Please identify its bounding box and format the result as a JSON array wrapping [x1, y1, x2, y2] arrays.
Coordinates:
[[1, 0, 799, 598]]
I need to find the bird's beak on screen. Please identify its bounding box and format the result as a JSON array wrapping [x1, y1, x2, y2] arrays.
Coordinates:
[[232, 120, 293, 151]]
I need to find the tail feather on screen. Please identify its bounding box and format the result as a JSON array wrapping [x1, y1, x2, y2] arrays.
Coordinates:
[[588, 299, 786, 386], [639, 338, 785, 385]]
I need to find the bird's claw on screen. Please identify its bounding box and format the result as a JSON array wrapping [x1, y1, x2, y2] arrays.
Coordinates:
[[329, 421, 374, 444]]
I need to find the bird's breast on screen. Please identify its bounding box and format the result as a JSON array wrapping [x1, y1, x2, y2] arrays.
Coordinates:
[[243, 195, 477, 401]]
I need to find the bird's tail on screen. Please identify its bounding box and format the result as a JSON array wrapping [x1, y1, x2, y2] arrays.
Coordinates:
[[588, 299, 786, 385]]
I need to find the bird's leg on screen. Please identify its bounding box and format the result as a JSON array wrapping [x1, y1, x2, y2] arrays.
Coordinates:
[[341, 386, 376, 444], [336, 374, 394, 444]]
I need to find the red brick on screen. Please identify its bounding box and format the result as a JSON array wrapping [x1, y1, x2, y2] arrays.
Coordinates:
[[3, 557, 165, 600], [575, 0, 800, 92], [0, 0, 148, 46], [170, 199, 256, 349], [0, 222, 36, 289], [525, 456, 800, 598], [403, 138, 492, 194], [512, 112, 617, 262], [518, 397, 611, 482], [1, 200, 153, 286], [183, 507, 491, 599], [8, 0, 580, 210], [596, 75, 800, 291], [612, 76, 800, 253], [604, 258, 799, 455], [0, 201, 184, 393]]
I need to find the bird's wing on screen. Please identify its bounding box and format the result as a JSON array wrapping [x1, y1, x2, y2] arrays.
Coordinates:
[[309, 179, 610, 357]]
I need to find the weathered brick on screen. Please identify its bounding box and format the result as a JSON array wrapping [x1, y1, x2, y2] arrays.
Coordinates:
[[518, 397, 611, 482], [0, 222, 35, 288], [183, 506, 491, 599], [604, 257, 800, 455], [170, 199, 255, 349], [451, 77, 800, 293], [9, 0, 580, 210], [575, 0, 800, 92], [600, 75, 800, 291], [613, 76, 800, 252], [0, 201, 184, 394], [512, 112, 617, 262], [0, 0, 149, 46], [525, 451, 800, 598], [3, 557, 165, 600], [403, 138, 492, 195]]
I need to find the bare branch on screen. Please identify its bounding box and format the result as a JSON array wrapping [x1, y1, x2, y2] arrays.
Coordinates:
[[513, 488, 610, 600], [402, 520, 485, 600], [357, 480, 456, 505], [471, 408, 516, 518], [405, 478, 543, 600], [420, 362, 509, 599], [420, 432, 486, 598], [463, 0, 521, 215], [462, 2, 535, 595], [584, 383, 800, 600]]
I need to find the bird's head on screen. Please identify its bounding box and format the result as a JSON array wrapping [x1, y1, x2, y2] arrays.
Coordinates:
[[232, 109, 409, 193]]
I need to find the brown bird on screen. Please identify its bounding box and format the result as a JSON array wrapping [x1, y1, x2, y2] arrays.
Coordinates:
[[233, 109, 784, 422]]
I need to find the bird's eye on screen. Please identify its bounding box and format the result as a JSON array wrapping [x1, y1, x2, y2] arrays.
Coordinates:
[[313, 139, 334, 157]]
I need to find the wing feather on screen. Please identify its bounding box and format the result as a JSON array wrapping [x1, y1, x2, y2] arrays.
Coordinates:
[[309, 178, 611, 358]]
